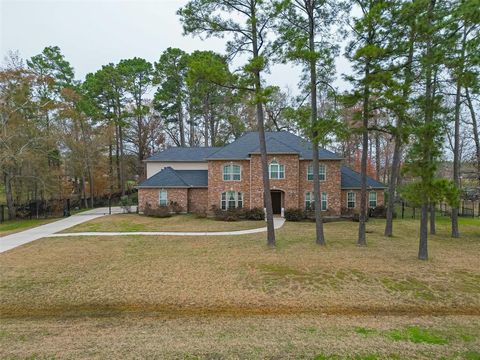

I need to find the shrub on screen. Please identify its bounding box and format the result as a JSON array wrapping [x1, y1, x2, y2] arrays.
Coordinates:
[[211, 205, 244, 221], [369, 205, 389, 218], [169, 201, 184, 214], [284, 208, 306, 221], [194, 210, 208, 218], [143, 203, 172, 218], [119, 195, 132, 213], [244, 207, 265, 220]]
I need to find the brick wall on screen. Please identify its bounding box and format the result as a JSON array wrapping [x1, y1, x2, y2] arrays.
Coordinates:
[[188, 188, 208, 213], [298, 160, 342, 216], [207, 160, 251, 210], [340, 189, 385, 214], [249, 154, 300, 209], [138, 188, 188, 212]]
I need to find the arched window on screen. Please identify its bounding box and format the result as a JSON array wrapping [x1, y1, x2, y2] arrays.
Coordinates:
[[223, 164, 241, 181], [269, 160, 285, 179], [307, 163, 326, 181], [221, 191, 243, 210], [305, 192, 328, 211]]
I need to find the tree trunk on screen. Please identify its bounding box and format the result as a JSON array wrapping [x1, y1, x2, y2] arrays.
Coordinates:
[[115, 124, 121, 191], [419, 203, 428, 260], [251, 5, 275, 247], [465, 88, 480, 185], [178, 106, 186, 147], [308, 2, 325, 245], [430, 203, 436, 235], [4, 171, 15, 220], [418, 0, 436, 261], [358, 61, 370, 247], [451, 26, 466, 238], [385, 28, 415, 237], [119, 124, 126, 196]]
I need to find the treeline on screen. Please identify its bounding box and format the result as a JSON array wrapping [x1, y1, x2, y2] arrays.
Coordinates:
[[1, 0, 479, 259]]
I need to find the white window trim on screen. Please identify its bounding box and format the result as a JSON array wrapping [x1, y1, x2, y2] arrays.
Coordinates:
[[220, 191, 243, 210], [305, 192, 328, 211], [321, 192, 328, 211], [369, 191, 377, 208], [269, 160, 285, 179], [347, 191, 356, 209], [159, 190, 168, 207], [307, 163, 326, 181], [223, 163, 242, 181]]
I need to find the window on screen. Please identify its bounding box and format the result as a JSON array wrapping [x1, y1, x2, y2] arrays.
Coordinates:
[[321, 192, 328, 211], [305, 192, 313, 210], [269, 160, 285, 179], [369, 192, 377, 208], [159, 190, 168, 207], [221, 191, 243, 210], [347, 192, 356, 209], [223, 164, 241, 181], [307, 164, 326, 181], [305, 192, 328, 211]]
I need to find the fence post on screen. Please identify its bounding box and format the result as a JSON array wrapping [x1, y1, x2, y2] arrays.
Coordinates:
[[0, 205, 4, 224], [413, 207, 415, 219], [401, 201, 405, 219]]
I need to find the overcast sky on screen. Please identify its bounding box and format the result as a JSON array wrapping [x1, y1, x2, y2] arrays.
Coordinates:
[[1, 0, 352, 94]]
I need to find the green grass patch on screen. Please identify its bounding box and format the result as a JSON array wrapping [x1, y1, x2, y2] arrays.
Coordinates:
[[355, 327, 377, 337], [386, 326, 448, 345], [0, 218, 58, 236], [381, 277, 436, 300]]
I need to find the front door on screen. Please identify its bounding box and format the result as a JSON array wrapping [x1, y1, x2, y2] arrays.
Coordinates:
[[270, 191, 282, 214]]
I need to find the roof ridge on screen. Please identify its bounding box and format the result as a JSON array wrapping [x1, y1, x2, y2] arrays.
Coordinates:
[[266, 133, 301, 153], [164, 167, 189, 187]]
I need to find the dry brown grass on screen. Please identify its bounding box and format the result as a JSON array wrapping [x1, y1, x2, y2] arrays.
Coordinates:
[[60, 213, 266, 233], [1, 217, 479, 359]]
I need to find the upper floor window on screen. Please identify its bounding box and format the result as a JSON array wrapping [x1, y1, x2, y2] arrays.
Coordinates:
[[305, 192, 328, 211], [307, 163, 326, 181], [269, 160, 285, 179], [369, 192, 377, 208], [223, 164, 241, 181], [159, 190, 168, 207], [221, 191, 243, 210], [347, 192, 356, 209]]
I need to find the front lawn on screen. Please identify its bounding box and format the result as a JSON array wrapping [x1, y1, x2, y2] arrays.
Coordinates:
[[60, 213, 266, 233], [1, 217, 479, 359]]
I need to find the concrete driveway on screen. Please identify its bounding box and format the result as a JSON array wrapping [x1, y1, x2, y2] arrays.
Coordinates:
[[0, 207, 128, 253]]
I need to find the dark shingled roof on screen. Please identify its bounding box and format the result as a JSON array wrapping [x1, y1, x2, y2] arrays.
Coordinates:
[[145, 147, 221, 162], [137, 167, 208, 188], [145, 132, 342, 161], [341, 166, 386, 189], [207, 131, 342, 160]]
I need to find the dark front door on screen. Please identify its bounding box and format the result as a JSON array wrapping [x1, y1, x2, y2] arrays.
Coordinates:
[[271, 191, 282, 214]]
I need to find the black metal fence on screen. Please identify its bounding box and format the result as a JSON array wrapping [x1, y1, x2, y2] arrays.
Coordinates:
[[394, 200, 479, 220], [0, 190, 138, 224]]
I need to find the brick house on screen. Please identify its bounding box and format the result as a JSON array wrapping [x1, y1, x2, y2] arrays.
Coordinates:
[[137, 131, 386, 216]]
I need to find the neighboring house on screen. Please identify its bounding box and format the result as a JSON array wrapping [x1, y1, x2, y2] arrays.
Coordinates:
[[138, 131, 386, 216]]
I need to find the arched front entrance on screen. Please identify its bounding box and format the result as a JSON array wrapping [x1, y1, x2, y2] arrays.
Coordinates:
[[270, 190, 284, 215]]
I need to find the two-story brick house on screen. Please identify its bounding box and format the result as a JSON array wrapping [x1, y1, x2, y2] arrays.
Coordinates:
[[137, 131, 386, 216]]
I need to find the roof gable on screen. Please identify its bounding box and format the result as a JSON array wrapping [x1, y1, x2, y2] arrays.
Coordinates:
[[138, 167, 208, 188]]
